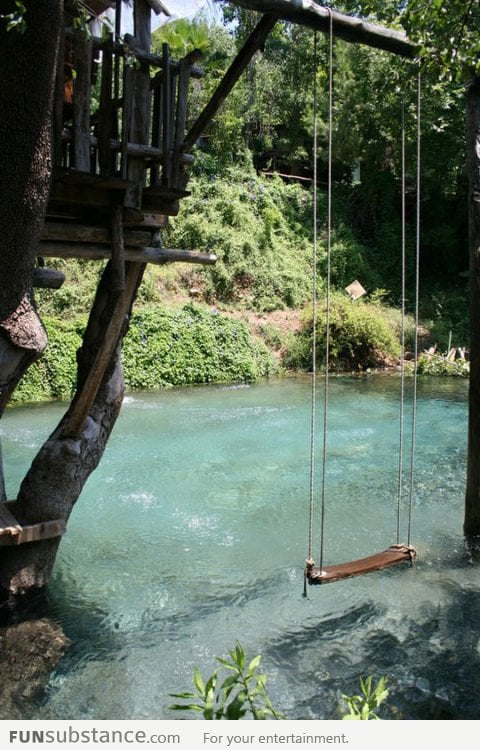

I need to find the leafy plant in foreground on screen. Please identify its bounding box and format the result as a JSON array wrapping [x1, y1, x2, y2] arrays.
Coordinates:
[[169, 642, 285, 720], [341, 676, 389, 720]]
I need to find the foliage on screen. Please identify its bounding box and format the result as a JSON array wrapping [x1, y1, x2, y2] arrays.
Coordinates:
[[404, 0, 480, 83], [167, 167, 315, 312], [13, 304, 278, 404], [0, 0, 26, 33], [341, 676, 389, 720], [123, 304, 278, 388], [11, 317, 85, 404], [417, 353, 469, 378], [284, 292, 400, 372], [170, 642, 285, 720]]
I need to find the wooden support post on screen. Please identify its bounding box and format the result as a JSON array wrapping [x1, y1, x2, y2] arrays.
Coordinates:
[[172, 50, 203, 189], [111, 204, 126, 291], [98, 35, 114, 176], [61, 263, 141, 439], [184, 15, 278, 152], [73, 31, 93, 172], [161, 42, 172, 187], [123, 1, 152, 210]]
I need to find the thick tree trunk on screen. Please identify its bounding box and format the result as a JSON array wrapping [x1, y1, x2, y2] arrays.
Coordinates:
[[465, 77, 480, 538], [0, 2, 62, 416]]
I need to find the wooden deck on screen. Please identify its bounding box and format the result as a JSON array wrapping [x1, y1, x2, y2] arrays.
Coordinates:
[[0, 503, 65, 547]]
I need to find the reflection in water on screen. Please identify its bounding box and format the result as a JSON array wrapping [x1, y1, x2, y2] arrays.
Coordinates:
[[1, 375, 478, 719]]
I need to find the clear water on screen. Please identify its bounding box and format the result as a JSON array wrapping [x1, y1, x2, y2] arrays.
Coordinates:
[[2, 374, 479, 720]]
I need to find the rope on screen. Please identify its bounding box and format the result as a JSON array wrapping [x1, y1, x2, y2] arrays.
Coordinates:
[[306, 30, 319, 583], [318, 8, 334, 573], [407, 69, 422, 547], [396, 100, 406, 545]]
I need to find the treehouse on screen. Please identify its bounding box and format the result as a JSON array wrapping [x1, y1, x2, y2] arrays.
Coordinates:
[[36, 0, 214, 295]]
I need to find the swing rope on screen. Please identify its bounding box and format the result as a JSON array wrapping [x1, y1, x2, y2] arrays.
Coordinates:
[[305, 26, 419, 590], [407, 69, 422, 547], [305, 12, 334, 594], [396, 100, 407, 545], [306, 29, 319, 571], [318, 7, 334, 574]]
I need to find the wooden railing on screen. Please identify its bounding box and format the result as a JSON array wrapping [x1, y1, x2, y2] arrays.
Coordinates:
[[54, 28, 203, 203]]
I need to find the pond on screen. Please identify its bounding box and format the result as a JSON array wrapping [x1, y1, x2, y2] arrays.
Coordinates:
[[2, 374, 478, 720]]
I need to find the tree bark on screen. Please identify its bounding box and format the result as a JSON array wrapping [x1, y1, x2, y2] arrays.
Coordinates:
[[0, 1, 62, 417], [465, 77, 480, 538]]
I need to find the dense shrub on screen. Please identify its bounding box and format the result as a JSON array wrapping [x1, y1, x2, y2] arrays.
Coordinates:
[[123, 304, 278, 388], [11, 305, 278, 404], [167, 167, 315, 312], [284, 293, 400, 372]]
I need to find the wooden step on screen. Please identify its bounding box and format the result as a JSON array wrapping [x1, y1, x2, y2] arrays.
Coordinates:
[[0, 503, 65, 547]]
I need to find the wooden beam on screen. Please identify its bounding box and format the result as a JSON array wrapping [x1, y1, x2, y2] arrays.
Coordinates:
[[32, 267, 66, 289], [226, 1, 417, 58], [41, 222, 152, 247], [39, 241, 217, 266], [184, 14, 278, 152], [61, 263, 141, 438]]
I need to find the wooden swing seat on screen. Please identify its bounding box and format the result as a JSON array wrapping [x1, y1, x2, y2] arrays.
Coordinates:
[[306, 544, 416, 585], [0, 502, 65, 547]]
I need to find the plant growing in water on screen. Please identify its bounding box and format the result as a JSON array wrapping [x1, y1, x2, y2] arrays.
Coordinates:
[[341, 676, 389, 720], [169, 642, 285, 720]]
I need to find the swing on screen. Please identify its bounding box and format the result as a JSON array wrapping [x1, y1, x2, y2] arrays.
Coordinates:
[[304, 18, 419, 588]]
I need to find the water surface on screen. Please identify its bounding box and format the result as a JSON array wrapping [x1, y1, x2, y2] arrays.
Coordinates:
[[2, 375, 477, 719]]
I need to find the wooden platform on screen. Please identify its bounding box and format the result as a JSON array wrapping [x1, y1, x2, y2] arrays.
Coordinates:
[[0, 503, 65, 547], [306, 544, 416, 585]]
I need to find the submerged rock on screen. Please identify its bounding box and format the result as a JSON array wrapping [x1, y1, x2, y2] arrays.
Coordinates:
[[0, 616, 70, 719]]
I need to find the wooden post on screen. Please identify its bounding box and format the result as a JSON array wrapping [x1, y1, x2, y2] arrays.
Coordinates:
[[161, 42, 172, 187], [72, 31, 93, 172], [98, 35, 114, 176], [172, 50, 203, 188], [123, 1, 152, 210], [111, 205, 126, 290], [61, 263, 140, 439], [465, 77, 480, 538]]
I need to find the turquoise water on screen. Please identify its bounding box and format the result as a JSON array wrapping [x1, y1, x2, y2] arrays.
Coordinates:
[[2, 375, 479, 719]]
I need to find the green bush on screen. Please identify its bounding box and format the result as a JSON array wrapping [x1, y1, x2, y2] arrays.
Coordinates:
[[284, 293, 400, 372], [123, 304, 278, 388], [12, 304, 278, 404], [11, 316, 85, 404]]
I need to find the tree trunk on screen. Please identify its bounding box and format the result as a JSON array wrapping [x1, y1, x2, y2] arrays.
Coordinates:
[[0, 1, 62, 416], [465, 77, 480, 538]]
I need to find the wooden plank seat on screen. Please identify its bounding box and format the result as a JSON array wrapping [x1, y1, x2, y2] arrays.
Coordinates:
[[306, 544, 416, 585], [0, 503, 65, 547]]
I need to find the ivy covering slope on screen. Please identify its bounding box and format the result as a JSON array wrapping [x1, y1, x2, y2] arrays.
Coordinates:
[[12, 306, 278, 405]]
